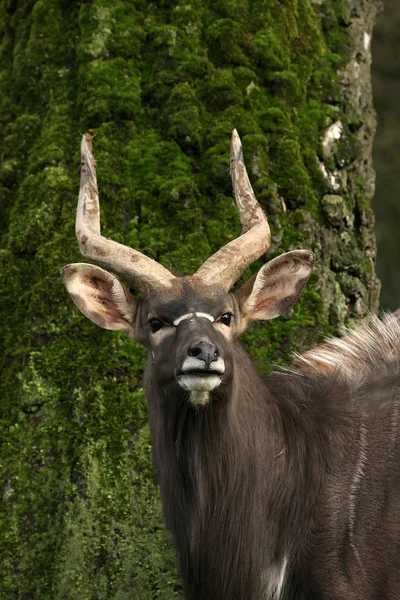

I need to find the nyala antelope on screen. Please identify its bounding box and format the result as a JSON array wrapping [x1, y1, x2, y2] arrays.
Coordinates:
[[62, 131, 400, 600]]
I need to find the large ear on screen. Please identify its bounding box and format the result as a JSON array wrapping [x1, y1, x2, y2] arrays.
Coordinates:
[[61, 263, 137, 335], [235, 250, 315, 329]]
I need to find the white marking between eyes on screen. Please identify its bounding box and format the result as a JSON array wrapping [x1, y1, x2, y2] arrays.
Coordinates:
[[196, 312, 215, 322], [173, 312, 215, 326]]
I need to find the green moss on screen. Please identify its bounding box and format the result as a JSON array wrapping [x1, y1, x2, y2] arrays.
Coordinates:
[[165, 82, 201, 152], [269, 70, 302, 102], [202, 68, 245, 111], [249, 29, 290, 71]]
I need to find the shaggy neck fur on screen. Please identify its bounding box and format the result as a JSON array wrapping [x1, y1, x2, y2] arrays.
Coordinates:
[[144, 342, 353, 600]]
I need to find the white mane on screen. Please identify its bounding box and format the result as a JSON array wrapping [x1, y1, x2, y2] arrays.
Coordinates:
[[291, 313, 400, 385]]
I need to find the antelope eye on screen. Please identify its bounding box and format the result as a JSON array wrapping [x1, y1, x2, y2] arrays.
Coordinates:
[[220, 313, 233, 327], [149, 318, 164, 333]]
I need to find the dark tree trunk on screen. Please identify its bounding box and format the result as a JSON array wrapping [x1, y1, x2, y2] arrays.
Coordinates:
[[372, 0, 400, 310], [0, 0, 382, 598]]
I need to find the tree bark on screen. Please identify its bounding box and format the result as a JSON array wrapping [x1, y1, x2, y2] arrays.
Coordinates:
[[0, 0, 382, 598]]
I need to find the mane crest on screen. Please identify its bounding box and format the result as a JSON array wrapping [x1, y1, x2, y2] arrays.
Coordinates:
[[291, 313, 400, 383]]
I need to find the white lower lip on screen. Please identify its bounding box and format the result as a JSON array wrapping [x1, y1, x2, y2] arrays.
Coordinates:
[[178, 373, 222, 392]]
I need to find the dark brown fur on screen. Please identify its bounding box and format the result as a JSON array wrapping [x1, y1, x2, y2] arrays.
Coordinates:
[[143, 314, 400, 600]]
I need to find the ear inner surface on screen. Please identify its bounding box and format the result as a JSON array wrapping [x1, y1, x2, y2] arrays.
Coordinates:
[[236, 250, 315, 322], [61, 263, 136, 334]]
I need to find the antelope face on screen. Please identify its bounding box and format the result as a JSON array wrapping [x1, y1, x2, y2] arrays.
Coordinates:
[[143, 285, 238, 403], [61, 130, 315, 406]]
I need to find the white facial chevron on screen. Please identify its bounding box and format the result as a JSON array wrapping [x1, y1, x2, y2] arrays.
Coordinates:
[[173, 312, 215, 327]]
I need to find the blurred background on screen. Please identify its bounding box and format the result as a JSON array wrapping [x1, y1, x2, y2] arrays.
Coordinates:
[[372, 0, 400, 310]]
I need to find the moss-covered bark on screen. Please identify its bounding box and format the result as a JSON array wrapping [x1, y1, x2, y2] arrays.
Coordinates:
[[0, 0, 381, 597]]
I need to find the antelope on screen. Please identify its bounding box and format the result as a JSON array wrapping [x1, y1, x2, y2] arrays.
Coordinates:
[[62, 131, 400, 600]]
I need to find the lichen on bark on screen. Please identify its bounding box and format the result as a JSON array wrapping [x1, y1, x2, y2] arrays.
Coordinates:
[[0, 0, 381, 597]]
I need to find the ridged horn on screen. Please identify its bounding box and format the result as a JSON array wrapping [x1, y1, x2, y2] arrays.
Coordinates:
[[75, 134, 176, 296], [193, 130, 271, 291]]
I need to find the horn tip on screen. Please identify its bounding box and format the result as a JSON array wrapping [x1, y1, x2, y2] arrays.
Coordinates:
[[81, 133, 93, 153], [60, 264, 75, 282], [230, 129, 243, 164], [231, 129, 241, 147]]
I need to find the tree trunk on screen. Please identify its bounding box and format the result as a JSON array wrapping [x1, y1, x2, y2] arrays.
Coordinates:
[[0, 1, 382, 598]]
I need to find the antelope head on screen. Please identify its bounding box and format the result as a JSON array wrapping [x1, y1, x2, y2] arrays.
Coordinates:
[[62, 131, 315, 405]]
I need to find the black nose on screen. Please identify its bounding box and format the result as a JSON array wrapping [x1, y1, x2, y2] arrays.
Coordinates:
[[188, 341, 219, 366]]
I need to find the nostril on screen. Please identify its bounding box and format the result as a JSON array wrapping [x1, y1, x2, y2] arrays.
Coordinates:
[[188, 341, 220, 364], [189, 346, 202, 358]]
